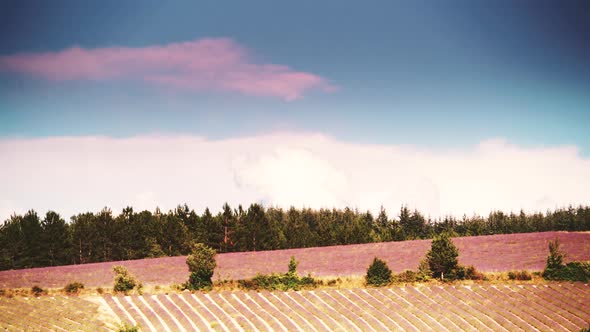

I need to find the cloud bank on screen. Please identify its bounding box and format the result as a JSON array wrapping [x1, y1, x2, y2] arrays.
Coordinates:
[[0, 134, 588, 222], [0, 38, 333, 100]]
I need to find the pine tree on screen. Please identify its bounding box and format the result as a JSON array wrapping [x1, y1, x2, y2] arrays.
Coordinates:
[[426, 233, 459, 280]]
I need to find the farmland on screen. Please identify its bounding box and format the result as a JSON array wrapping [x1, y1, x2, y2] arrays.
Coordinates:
[[0, 231, 588, 288], [1, 284, 589, 331]]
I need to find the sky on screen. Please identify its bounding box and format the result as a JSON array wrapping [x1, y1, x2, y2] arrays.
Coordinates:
[[0, 1, 589, 221]]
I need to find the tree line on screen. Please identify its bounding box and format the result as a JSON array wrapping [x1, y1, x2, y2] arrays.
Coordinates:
[[1, 203, 589, 271]]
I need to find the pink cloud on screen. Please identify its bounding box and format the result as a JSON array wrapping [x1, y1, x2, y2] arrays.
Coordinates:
[[0, 38, 334, 100]]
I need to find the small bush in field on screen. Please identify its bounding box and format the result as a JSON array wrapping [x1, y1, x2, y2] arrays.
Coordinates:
[[508, 270, 532, 281], [31, 285, 44, 296], [118, 323, 139, 332], [393, 270, 417, 283], [542, 238, 590, 282], [237, 257, 319, 291], [64, 282, 85, 294], [416, 258, 432, 282], [288, 256, 298, 275], [458, 265, 485, 280], [113, 265, 139, 294], [366, 257, 392, 286]]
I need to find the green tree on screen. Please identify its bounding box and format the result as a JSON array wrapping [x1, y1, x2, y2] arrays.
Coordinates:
[[374, 206, 392, 242], [20, 210, 43, 268], [185, 243, 217, 290], [366, 257, 392, 286], [0, 214, 24, 269], [426, 233, 459, 280], [40, 211, 71, 266], [542, 238, 565, 279]]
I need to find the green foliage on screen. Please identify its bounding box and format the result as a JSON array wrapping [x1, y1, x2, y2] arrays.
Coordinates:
[[450, 265, 485, 281], [117, 323, 139, 332], [508, 270, 532, 281], [237, 257, 319, 291], [184, 243, 217, 290], [2, 204, 590, 272], [239, 273, 317, 291], [31, 285, 44, 296], [580, 324, 590, 332], [544, 262, 590, 282], [64, 281, 85, 294], [366, 257, 392, 286], [546, 239, 565, 269], [288, 256, 298, 275], [392, 270, 417, 283], [113, 265, 140, 294], [416, 259, 432, 282], [426, 233, 459, 280], [542, 238, 590, 282]]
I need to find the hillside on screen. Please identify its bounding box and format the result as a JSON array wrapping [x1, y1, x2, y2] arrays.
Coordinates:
[[0, 231, 589, 288], [1, 284, 589, 331]]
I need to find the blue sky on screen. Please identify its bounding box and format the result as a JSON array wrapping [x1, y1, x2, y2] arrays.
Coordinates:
[[0, 1, 589, 219], [1, 0, 589, 151]]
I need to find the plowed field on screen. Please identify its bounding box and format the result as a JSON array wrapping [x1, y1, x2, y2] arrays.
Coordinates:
[[1, 284, 589, 331]]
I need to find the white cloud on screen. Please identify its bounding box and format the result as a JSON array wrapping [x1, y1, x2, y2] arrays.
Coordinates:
[[0, 134, 588, 221]]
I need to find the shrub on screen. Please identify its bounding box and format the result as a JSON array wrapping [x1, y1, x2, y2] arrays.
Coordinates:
[[64, 282, 85, 294], [288, 256, 298, 275], [426, 233, 459, 280], [416, 258, 432, 282], [508, 270, 532, 281], [546, 238, 564, 270], [238, 257, 319, 291], [118, 323, 139, 332], [451, 265, 485, 281], [542, 238, 590, 282], [31, 285, 44, 297], [185, 243, 217, 291], [392, 270, 417, 283], [113, 265, 139, 294], [366, 257, 392, 286], [545, 262, 590, 282]]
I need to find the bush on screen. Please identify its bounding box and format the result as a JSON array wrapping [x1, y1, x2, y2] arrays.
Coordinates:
[[288, 256, 298, 275], [508, 270, 532, 281], [185, 243, 217, 291], [118, 323, 139, 332], [392, 270, 417, 283], [366, 257, 392, 286], [416, 258, 432, 282], [545, 262, 590, 282], [113, 265, 140, 294], [238, 257, 319, 291], [546, 238, 565, 270], [542, 238, 590, 282], [450, 265, 485, 281], [31, 285, 44, 297], [64, 282, 85, 294], [426, 233, 459, 280]]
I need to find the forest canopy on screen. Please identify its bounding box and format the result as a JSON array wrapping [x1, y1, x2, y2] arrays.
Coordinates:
[[1, 203, 589, 271]]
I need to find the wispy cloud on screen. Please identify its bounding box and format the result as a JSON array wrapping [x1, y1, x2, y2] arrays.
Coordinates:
[[0, 38, 334, 100], [0, 134, 588, 221]]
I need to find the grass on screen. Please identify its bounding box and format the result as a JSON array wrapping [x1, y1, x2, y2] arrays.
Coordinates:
[[0, 270, 560, 297]]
